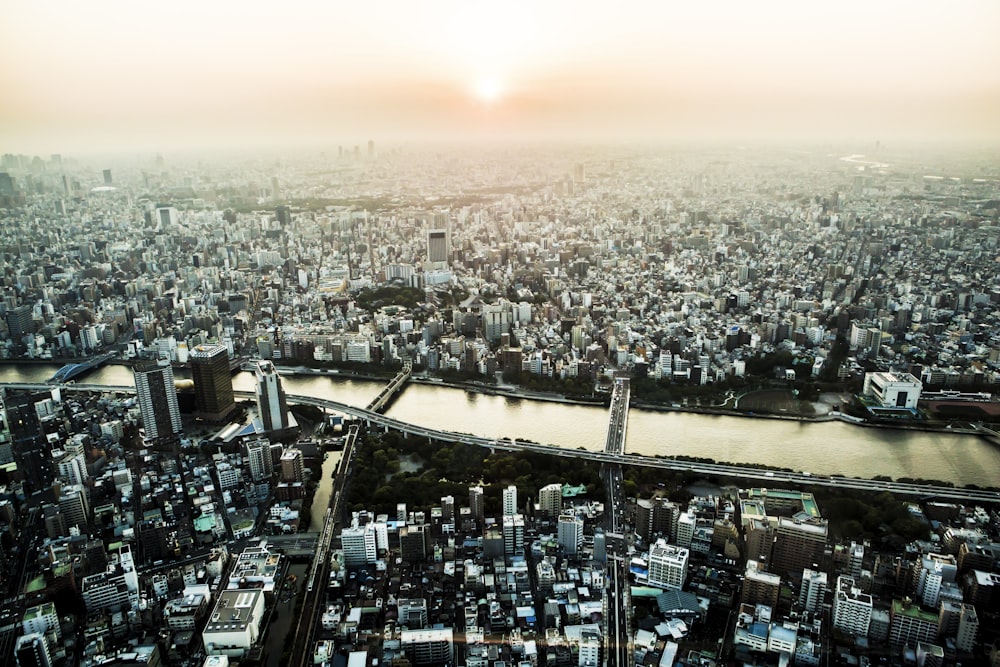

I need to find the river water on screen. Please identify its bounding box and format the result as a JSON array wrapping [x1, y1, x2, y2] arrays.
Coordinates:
[[5, 364, 999, 487]]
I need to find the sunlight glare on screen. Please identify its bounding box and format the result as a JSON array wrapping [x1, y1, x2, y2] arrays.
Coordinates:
[[474, 78, 503, 104]]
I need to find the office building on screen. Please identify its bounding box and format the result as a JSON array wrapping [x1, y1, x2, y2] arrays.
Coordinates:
[[202, 589, 266, 658], [557, 514, 584, 555], [279, 447, 304, 483], [15, 634, 52, 667], [426, 227, 449, 265], [538, 483, 563, 516], [399, 524, 430, 563], [5, 304, 35, 342], [862, 371, 922, 409], [134, 361, 182, 443], [341, 522, 378, 567], [742, 560, 780, 608], [58, 484, 90, 531], [254, 361, 290, 432], [503, 484, 518, 516], [833, 575, 872, 638], [647, 540, 689, 591], [190, 344, 236, 421]]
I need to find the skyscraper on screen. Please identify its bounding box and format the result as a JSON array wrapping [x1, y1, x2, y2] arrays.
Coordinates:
[[190, 344, 236, 421], [254, 360, 289, 432], [133, 361, 182, 443], [426, 228, 449, 265]]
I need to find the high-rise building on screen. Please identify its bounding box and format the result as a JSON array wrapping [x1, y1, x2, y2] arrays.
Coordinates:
[[440, 495, 455, 523], [635, 498, 680, 542], [742, 560, 780, 608], [557, 514, 584, 555], [6, 304, 35, 342], [915, 553, 957, 609], [647, 540, 689, 591], [833, 575, 872, 637], [245, 438, 273, 482], [502, 485, 518, 516], [58, 484, 89, 531], [744, 518, 775, 565], [502, 513, 525, 555], [799, 568, 828, 614], [889, 598, 938, 647], [399, 524, 430, 563], [279, 448, 304, 483], [676, 510, 696, 548], [955, 603, 979, 653], [0, 390, 12, 465], [190, 344, 236, 421], [15, 634, 52, 667], [538, 483, 563, 517], [341, 522, 378, 567], [426, 227, 449, 265], [469, 486, 484, 526], [133, 361, 182, 443], [254, 361, 290, 432], [770, 516, 828, 577]]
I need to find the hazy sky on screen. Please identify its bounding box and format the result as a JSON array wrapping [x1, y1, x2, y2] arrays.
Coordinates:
[[2, 1, 999, 153]]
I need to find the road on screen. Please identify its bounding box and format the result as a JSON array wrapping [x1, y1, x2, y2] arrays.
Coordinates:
[[289, 424, 360, 667], [602, 378, 632, 666], [4, 381, 999, 505]]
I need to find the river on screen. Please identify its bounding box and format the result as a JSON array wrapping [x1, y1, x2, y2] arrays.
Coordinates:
[[4, 363, 999, 487]]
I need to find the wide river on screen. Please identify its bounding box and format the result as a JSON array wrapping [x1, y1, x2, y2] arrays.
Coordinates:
[[4, 364, 999, 487]]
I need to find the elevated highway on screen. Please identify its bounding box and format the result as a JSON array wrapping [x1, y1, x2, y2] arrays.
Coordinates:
[[3, 381, 998, 505]]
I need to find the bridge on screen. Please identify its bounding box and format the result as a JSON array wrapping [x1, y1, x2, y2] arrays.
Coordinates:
[[365, 360, 412, 413], [3, 381, 999, 506], [47, 351, 118, 383]]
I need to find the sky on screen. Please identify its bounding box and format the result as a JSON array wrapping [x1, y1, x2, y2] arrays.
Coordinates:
[[2, 1, 999, 154]]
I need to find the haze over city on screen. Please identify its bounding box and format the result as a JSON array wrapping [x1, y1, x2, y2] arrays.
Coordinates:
[[3, 0, 1000, 153]]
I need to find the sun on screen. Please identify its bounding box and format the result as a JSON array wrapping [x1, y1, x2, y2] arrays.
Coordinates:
[[474, 78, 503, 104]]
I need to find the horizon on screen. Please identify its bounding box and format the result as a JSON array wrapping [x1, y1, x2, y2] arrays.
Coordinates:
[[3, 0, 1000, 155]]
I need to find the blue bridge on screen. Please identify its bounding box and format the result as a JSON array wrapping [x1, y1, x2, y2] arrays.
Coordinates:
[[48, 351, 118, 383]]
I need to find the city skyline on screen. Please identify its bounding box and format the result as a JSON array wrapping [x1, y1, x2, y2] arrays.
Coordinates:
[[3, 0, 1000, 154]]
